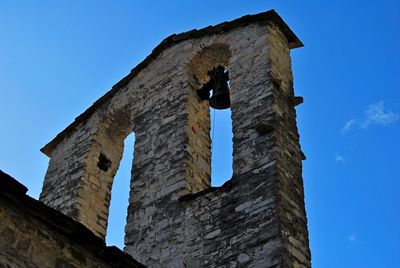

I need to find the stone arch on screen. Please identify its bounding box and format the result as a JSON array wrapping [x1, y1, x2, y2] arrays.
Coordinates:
[[184, 43, 232, 192], [79, 105, 134, 239], [187, 43, 232, 85]]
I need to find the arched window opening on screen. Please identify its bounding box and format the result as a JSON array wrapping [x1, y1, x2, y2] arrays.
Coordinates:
[[195, 65, 233, 187], [186, 43, 233, 192], [105, 132, 135, 248], [210, 107, 233, 186]]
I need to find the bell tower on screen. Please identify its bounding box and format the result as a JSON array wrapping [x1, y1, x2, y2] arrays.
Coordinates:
[[40, 10, 311, 267]]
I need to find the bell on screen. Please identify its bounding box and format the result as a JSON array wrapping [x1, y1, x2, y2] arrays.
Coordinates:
[[209, 66, 230, 109], [196, 66, 231, 110]]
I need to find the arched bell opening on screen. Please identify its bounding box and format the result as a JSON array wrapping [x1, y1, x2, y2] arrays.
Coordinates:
[[186, 43, 233, 191]]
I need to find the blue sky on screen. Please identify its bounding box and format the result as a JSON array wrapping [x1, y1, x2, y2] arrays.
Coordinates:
[[1, 1, 399, 267]]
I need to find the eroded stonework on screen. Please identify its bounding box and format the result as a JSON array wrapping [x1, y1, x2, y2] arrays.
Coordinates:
[[0, 170, 143, 268], [39, 10, 311, 267]]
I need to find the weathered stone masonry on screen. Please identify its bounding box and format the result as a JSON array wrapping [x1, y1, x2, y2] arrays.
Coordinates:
[[39, 10, 311, 267], [0, 170, 144, 268]]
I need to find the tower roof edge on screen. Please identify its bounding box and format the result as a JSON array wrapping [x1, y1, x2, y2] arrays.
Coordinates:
[[41, 9, 302, 157]]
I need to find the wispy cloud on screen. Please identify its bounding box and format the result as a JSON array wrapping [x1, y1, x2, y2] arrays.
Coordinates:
[[342, 120, 356, 132], [362, 101, 399, 128], [342, 101, 399, 133], [335, 154, 344, 162], [348, 233, 357, 243]]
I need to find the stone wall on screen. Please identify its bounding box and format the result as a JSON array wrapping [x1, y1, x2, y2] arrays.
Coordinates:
[[124, 24, 310, 267], [0, 170, 144, 268], [39, 10, 310, 267]]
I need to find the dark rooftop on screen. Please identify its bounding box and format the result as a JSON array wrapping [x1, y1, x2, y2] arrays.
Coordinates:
[[0, 170, 145, 268]]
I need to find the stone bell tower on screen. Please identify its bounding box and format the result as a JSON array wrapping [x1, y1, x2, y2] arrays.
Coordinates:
[[39, 10, 311, 267]]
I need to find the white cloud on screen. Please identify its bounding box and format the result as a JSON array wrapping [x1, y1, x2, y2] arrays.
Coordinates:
[[348, 233, 357, 243], [362, 101, 399, 128], [342, 120, 355, 132], [335, 154, 344, 162], [342, 101, 399, 132]]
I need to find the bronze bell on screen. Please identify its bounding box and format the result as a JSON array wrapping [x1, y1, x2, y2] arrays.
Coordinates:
[[196, 66, 230, 110]]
